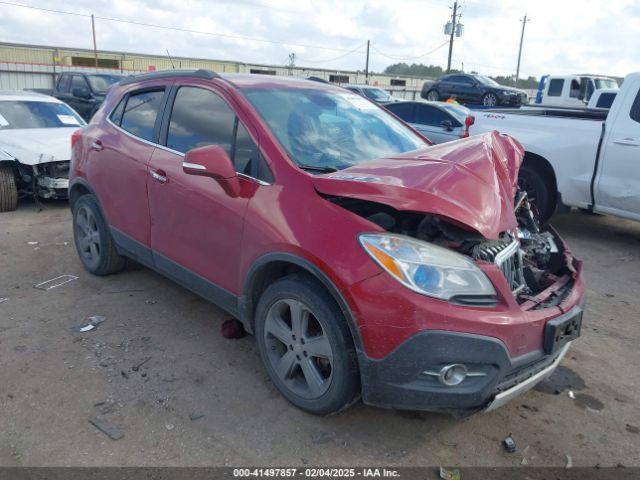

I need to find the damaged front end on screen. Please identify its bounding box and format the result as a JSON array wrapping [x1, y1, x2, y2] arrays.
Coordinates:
[[6, 154, 70, 201], [313, 131, 580, 310]]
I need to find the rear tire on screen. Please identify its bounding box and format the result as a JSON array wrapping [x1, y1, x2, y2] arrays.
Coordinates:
[[426, 90, 440, 101], [255, 274, 360, 415], [72, 194, 126, 275], [518, 164, 556, 223], [0, 164, 18, 212]]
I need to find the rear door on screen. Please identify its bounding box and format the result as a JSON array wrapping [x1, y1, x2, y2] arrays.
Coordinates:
[[85, 86, 168, 257], [413, 104, 460, 144], [147, 83, 272, 299], [595, 84, 640, 220]]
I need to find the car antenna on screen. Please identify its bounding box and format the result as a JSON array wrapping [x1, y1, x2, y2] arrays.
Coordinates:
[[166, 49, 175, 69]]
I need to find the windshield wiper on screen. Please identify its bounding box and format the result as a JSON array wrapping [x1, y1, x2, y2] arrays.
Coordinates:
[[298, 164, 338, 173]]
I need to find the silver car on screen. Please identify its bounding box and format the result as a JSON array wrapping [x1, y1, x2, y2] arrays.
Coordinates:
[[385, 101, 474, 144]]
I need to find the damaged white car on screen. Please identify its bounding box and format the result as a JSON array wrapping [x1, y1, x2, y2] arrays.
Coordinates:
[[0, 91, 85, 212]]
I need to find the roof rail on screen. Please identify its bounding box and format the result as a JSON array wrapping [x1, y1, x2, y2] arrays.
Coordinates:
[[119, 69, 220, 86]]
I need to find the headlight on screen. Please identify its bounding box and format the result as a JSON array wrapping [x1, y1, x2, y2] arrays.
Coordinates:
[[359, 233, 496, 301]]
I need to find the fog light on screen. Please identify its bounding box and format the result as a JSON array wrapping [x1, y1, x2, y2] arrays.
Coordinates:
[[439, 364, 467, 386]]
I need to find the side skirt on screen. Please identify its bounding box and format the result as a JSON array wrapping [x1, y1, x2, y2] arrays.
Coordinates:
[[110, 227, 240, 318]]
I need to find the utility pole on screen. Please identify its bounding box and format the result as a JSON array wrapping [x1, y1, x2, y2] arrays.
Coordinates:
[[446, 1, 458, 73], [515, 14, 530, 83], [91, 14, 98, 68], [365, 40, 370, 84]]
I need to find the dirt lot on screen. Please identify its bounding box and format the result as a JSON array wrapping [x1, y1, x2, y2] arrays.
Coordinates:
[[1, 200, 639, 468]]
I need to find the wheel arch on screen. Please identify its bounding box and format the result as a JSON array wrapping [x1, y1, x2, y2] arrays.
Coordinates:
[[240, 252, 365, 355], [522, 151, 558, 199]]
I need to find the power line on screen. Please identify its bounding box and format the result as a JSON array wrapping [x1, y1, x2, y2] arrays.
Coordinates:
[[0, 0, 361, 53], [296, 42, 367, 64], [369, 41, 449, 61]]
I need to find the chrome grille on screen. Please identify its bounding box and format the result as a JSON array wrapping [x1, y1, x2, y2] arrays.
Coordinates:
[[472, 238, 526, 294]]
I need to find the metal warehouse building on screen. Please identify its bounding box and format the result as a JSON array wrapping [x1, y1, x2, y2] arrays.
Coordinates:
[[0, 41, 432, 98]]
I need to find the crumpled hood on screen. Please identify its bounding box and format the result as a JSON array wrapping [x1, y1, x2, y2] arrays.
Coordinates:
[[311, 131, 524, 240], [0, 128, 78, 166]]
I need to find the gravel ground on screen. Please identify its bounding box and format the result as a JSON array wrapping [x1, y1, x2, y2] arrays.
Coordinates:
[[1, 200, 639, 468]]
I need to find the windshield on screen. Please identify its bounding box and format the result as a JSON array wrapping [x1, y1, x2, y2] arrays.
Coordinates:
[[595, 78, 618, 90], [87, 74, 122, 94], [474, 75, 500, 86], [0, 100, 85, 130], [243, 87, 426, 171], [362, 87, 393, 102]]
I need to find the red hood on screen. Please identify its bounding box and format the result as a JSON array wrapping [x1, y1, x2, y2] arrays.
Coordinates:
[[311, 131, 524, 240]]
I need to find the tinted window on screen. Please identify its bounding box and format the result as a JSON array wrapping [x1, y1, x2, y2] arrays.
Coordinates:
[[630, 89, 640, 124], [448, 75, 466, 83], [71, 75, 88, 91], [109, 97, 126, 125], [120, 89, 164, 142], [595, 93, 616, 109], [167, 87, 234, 155], [386, 103, 415, 122], [457, 76, 475, 85], [547, 79, 564, 96], [87, 74, 121, 94], [57, 74, 70, 93], [569, 80, 581, 98], [415, 105, 451, 126]]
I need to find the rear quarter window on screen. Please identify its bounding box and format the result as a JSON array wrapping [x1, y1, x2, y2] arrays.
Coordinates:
[[120, 89, 165, 142], [630, 89, 640, 123]]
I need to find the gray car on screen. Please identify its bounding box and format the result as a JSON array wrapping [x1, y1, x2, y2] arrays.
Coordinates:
[[385, 100, 474, 144]]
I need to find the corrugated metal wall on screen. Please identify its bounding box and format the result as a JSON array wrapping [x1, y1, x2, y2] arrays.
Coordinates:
[[0, 42, 433, 94]]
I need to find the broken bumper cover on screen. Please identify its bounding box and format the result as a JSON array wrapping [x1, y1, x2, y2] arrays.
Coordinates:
[[358, 325, 577, 415]]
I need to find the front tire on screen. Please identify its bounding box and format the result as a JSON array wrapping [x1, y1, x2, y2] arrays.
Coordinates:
[[0, 164, 18, 212], [518, 165, 556, 223], [426, 90, 440, 101], [482, 92, 498, 107], [255, 274, 360, 415], [72, 194, 126, 275]]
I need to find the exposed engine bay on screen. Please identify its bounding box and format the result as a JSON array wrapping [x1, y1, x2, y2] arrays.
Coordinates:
[[327, 192, 573, 308]]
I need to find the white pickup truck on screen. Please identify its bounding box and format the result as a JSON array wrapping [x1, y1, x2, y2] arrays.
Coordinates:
[[470, 72, 640, 222]]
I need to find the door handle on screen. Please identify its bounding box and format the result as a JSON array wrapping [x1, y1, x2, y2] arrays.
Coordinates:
[[613, 137, 640, 146], [90, 140, 103, 151], [151, 170, 168, 184]]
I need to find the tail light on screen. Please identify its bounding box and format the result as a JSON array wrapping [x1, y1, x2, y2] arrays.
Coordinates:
[[71, 128, 83, 148], [462, 115, 475, 138]]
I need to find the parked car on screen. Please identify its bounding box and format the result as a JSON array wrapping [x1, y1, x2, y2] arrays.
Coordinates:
[[0, 91, 85, 211], [344, 84, 400, 104], [470, 72, 640, 224], [70, 69, 585, 416], [534, 74, 619, 108], [422, 74, 528, 107], [32, 71, 123, 121], [385, 100, 474, 143]]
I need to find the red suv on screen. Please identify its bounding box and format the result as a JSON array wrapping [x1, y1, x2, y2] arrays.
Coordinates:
[[70, 70, 585, 416]]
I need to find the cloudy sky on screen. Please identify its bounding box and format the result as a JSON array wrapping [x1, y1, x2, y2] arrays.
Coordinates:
[[0, 0, 638, 78]]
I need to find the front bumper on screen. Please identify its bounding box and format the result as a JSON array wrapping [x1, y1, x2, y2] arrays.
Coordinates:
[[358, 323, 577, 416]]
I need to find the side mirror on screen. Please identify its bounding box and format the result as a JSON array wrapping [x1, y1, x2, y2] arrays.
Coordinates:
[[440, 120, 454, 131], [72, 87, 92, 99], [183, 145, 240, 197]]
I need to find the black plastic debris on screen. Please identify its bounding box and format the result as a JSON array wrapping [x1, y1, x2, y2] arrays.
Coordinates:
[[189, 412, 205, 421], [89, 418, 123, 440], [503, 435, 517, 453], [71, 315, 106, 333]]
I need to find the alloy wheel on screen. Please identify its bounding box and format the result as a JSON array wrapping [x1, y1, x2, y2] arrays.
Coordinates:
[[75, 205, 101, 266], [483, 93, 497, 106], [263, 299, 334, 399]]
